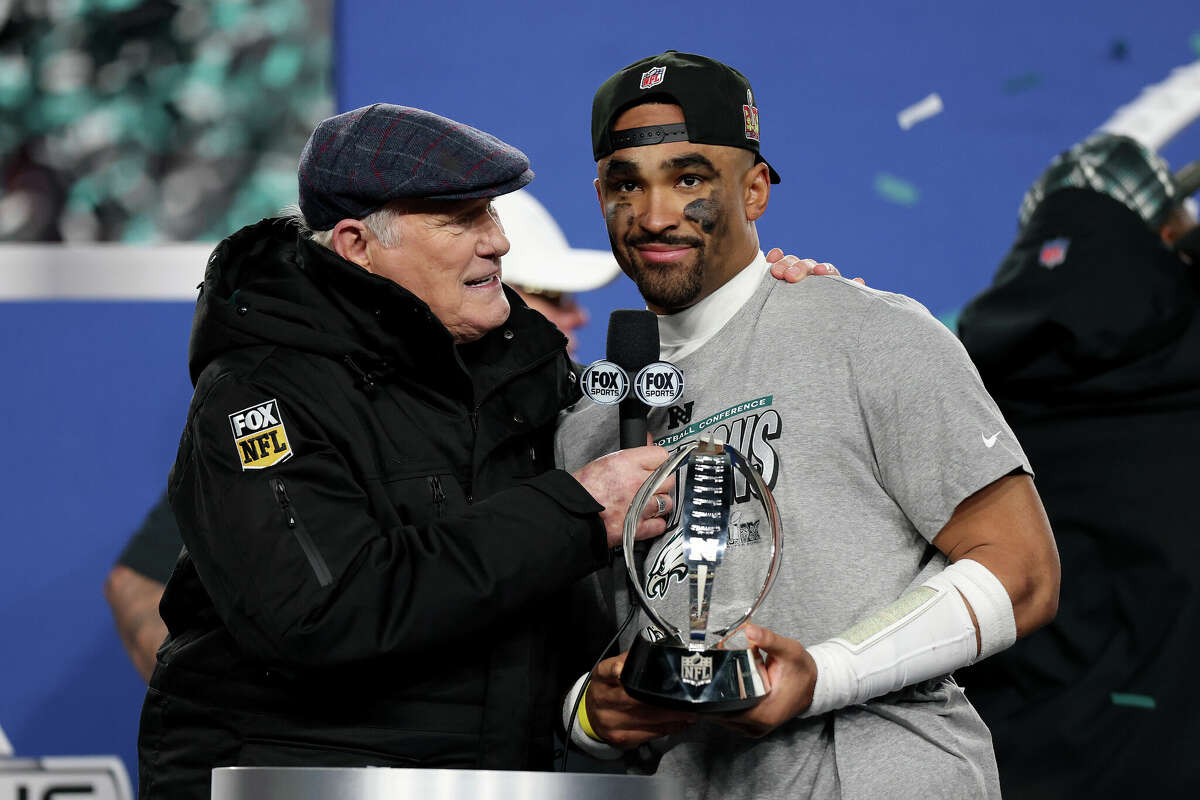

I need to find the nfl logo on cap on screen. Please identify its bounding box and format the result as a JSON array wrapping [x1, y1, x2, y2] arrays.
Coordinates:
[[640, 66, 666, 90]]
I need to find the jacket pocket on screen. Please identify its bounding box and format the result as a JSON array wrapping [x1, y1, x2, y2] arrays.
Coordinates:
[[270, 478, 333, 587]]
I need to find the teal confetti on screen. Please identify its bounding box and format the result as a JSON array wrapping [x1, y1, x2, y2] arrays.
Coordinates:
[[1190, 31, 1200, 58], [1111, 692, 1156, 710], [937, 309, 960, 333], [1003, 72, 1042, 95], [874, 173, 919, 207]]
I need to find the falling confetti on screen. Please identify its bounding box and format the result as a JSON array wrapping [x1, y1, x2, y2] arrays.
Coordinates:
[[937, 309, 960, 333], [1003, 72, 1043, 95], [897, 93, 944, 130], [874, 173, 919, 206], [1111, 692, 1156, 710]]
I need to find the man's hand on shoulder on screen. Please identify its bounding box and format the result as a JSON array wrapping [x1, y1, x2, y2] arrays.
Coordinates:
[[765, 248, 865, 285], [584, 653, 696, 748], [716, 624, 818, 738]]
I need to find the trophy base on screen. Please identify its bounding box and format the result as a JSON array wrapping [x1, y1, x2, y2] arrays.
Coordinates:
[[619, 636, 770, 713]]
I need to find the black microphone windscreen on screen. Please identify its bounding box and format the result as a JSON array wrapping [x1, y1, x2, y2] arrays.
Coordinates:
[[607, 310, 659, 449], [606, 310, 659, 374]]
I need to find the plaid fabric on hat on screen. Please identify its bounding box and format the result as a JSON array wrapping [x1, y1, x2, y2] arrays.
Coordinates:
[[1019, 133, 1177, 230], [298, 104, 534, 229]]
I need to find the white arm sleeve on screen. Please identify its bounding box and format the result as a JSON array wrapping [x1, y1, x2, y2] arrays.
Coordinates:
[[802, 558, 1016, 717]]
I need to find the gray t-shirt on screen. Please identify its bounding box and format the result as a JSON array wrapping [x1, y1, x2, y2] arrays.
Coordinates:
[[556, 273, 1030, 800]]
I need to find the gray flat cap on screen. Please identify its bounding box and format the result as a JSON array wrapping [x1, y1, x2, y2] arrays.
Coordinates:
[[298, 103, 534, 229]]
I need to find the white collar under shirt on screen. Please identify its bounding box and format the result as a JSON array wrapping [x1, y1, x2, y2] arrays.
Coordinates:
[[656, 250, 769, 363]]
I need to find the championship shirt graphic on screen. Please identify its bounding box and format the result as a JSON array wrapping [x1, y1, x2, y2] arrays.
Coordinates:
[[228, 399, 293, 470], [644, 395, 780, 603]]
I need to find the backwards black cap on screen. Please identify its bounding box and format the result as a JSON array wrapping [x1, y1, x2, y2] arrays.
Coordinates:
[[591, 50, 780, 184]]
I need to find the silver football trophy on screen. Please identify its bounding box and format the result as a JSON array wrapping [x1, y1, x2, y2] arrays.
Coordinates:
[[620, 437, 782, 712]]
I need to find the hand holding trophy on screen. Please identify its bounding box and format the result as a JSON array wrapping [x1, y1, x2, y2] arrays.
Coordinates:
[[619, 435, 783, 712]]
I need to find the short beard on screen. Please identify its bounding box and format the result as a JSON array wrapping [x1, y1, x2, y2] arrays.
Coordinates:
[[610, 235, 707, 312]]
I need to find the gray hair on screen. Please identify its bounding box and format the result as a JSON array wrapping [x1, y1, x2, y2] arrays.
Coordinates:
[[280, 203, 404, 249]]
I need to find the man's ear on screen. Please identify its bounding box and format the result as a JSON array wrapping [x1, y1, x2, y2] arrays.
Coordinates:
[[594, 177, 605, 218], [743, 162, 770, 222], [331, 219, 371, 268]]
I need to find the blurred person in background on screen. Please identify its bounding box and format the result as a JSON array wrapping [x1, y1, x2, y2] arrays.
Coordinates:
[[491, 189, 618, 358], [957, 133, 1200, 799]]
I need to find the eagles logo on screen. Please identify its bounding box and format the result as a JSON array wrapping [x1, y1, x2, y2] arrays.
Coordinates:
[[642, 625, 666, 643], [645, 528, 687, 599]]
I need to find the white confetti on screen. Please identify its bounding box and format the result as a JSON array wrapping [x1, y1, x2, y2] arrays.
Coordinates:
[[897, 93, 944, 130]]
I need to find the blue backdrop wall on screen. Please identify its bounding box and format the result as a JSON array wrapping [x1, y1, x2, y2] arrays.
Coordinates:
[[1, 0, 1197, 787]]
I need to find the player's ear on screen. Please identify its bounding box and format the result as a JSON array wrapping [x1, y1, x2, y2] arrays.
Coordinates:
[[595, 177, 605, 217], [743, 160, 770, 222]]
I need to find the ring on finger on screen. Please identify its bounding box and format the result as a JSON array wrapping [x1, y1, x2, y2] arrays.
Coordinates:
[[654, 495, 668, 517]]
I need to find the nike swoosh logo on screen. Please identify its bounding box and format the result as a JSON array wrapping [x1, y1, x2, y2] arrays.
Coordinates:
[[982, 432, 1000, 448]]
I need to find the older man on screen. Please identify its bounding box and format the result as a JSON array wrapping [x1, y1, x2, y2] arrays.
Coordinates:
[[556, 51, 1061, 799], [137, 104, 673, 799]]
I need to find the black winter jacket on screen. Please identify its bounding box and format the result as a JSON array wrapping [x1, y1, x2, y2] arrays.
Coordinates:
[[141, 218, 609, 794]]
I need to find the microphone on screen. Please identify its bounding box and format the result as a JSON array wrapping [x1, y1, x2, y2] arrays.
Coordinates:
[[606, 310, 660, 450]]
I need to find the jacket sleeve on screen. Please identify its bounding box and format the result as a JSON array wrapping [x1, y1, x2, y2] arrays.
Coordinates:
[[169, 371, 608, 668]]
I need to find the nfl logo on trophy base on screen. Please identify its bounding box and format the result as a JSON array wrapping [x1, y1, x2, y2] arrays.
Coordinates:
[[681, 652, 714, 687]]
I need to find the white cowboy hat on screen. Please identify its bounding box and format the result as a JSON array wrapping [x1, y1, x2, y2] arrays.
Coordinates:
[[492, 189, 621, 293]]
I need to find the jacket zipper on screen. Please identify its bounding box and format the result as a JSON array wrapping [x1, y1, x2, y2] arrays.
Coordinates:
[[271, 478, 333, 587], [429, 475, 446, 517]]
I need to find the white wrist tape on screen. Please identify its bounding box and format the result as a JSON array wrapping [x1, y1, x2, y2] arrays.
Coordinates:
[[562, 672, 624, 760], [803, 558, 1015, 717]]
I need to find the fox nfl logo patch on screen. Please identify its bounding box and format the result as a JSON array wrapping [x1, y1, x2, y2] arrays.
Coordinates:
[[228, 399, 293, 470]]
